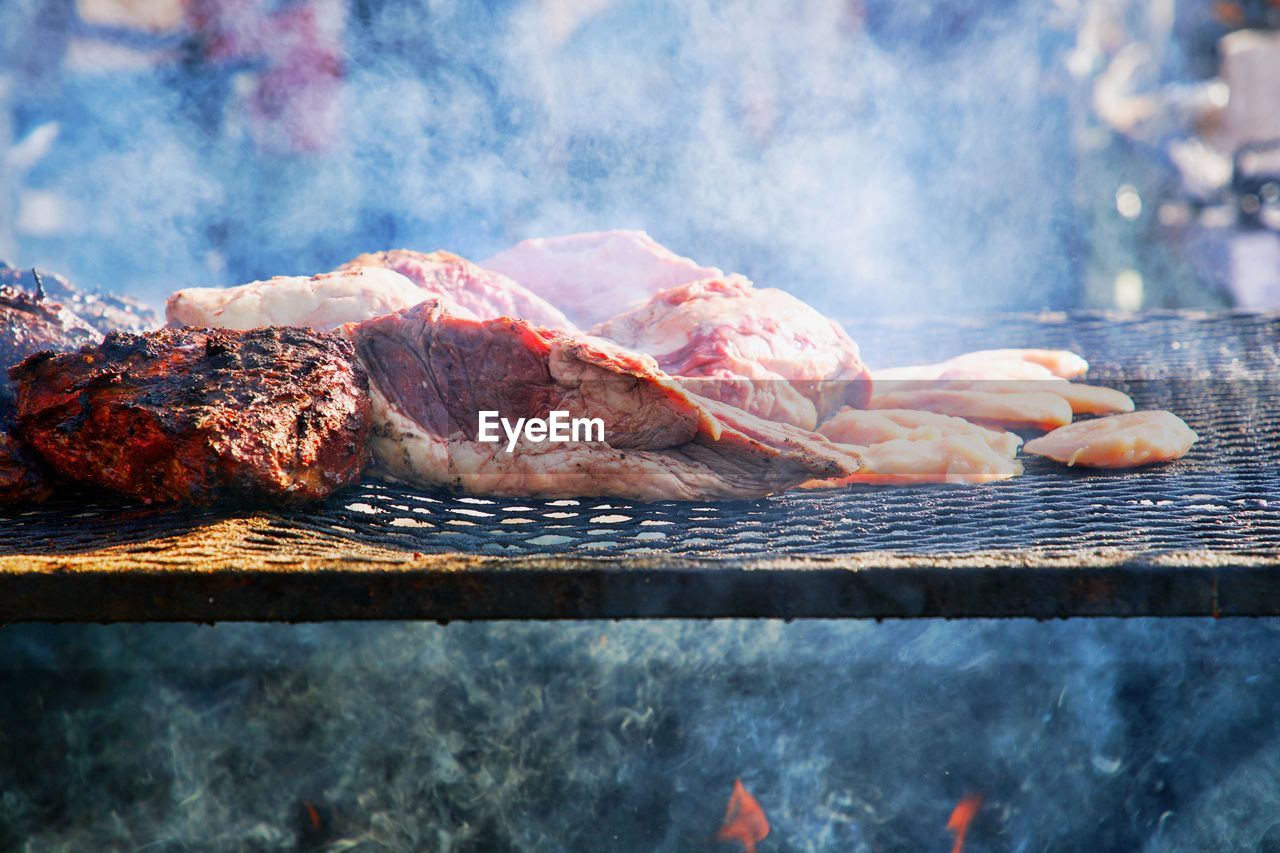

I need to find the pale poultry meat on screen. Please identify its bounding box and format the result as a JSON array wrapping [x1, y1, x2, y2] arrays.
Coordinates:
[[804, 434, 1023, 486], [593, 275, 872, 431], [870, 388, 1074, 431], [817, 407, 1022, 456], [874, 348, 1089, 382], [1024, 411, 1198, 468], [481, 230, 722, 327]]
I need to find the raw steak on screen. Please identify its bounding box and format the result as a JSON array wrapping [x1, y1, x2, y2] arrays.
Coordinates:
[[339, 249, 576, 332], [482, 230, 722, 326], [350, 300, 860, 500], [593, 276, 872, 430]]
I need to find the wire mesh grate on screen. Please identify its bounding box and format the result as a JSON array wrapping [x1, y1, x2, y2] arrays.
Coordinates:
[[3, 311, 1278, 565]]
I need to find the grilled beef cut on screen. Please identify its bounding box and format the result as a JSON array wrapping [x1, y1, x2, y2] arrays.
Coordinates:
[[10, 327, 371, 504], [0, 264, 160, 335], [351, 300, 861, 501], [0, 404, 52, 505], [1, 283, 98, 378], [339, 249, 577, 332], [593, 275, 873, 430]]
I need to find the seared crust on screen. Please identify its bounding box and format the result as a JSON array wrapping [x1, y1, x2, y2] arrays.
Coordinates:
[[0, 264, 160, 336], [0, 285, 98, 378], [9, 327, 371, 504], [0, 405, 53, 505]]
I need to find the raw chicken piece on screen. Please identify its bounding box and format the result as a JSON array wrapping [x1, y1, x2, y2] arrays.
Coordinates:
[[924, 379, 1134, 416], [338, 249, 577, 332], [1024, 411, 1198, 468], [875, 348, 1089, 382], [481, 230, 722, 326], [804, 435, 1023, 486], [593, 275, 872, 430], [945, 348, 1089, 379], [818, 408, 1022, 456], [870, 389, 1073, 431], [167, 267, 434, 331], [349, 300, 861, 501]]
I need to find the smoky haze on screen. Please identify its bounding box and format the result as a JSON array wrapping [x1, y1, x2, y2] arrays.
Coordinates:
[[2, 0, 1080, 315]]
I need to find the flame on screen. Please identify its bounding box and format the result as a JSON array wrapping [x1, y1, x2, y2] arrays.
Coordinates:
[[717, 779, 769, 853], [946, 794, 983, 853]]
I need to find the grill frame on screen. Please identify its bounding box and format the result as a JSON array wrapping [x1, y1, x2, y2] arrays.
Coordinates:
[[3, 310, 1278, 622]]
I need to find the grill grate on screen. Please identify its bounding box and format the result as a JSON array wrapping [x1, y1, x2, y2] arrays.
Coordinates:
[[3, 311, 1279, 621]]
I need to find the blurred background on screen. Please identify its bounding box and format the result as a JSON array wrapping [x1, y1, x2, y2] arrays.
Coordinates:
[[2, 0, 1279, 315]]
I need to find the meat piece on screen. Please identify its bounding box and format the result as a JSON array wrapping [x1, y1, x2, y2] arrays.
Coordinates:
[[818, 407, 1022, 456], [166, 267, 430, 331], [1, 263, 160, 335], [875, 348, 1089, 382], [593, 276, 873, 430], [10, 327, 371, 504], [1, 280, 100, 409], [339, 249, 577, 332], [927, 379, 1134, 416], [351, 300, 860, 500], [1024, 411, 1198, 468], [0, 406, 53, 505], [481, 230, 722, 326], [870, 388, 1073, 431], [1, 282, 99, 370], [804, 434, 1023, 486]]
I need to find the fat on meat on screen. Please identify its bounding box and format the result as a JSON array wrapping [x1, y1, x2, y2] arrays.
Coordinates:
[[481, 230, 722, 326], [592, 275, 872, 431], [166, 267, 437, 331], [349, 300, 861, 501]]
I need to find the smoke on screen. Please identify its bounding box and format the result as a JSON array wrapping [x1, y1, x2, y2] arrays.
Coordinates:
[[3, 0, 1082, 314], [4, 619, 1280, 849]]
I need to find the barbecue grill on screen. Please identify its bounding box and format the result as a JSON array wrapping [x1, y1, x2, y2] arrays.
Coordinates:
[[3, 310, 1277, 622]]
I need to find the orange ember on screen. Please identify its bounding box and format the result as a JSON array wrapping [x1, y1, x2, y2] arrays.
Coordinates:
[[717, 779, 770, 853], [946, 794, 983, 853]]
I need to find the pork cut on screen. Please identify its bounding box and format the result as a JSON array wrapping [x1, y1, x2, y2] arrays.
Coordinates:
[[592, 276, 873, 430], [10, 327, 371, 504], [166, 267, 429, 331], [350, 300, 861, 500], [481, 230, 722, 326], [339, 249, 577, 332]]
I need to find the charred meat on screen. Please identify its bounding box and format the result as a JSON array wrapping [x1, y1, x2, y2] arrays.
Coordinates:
[[0, 404, 53, 505], [0, 263, 160, 335], [10, 327, 371, 504], [351, 300, 860, 501]]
